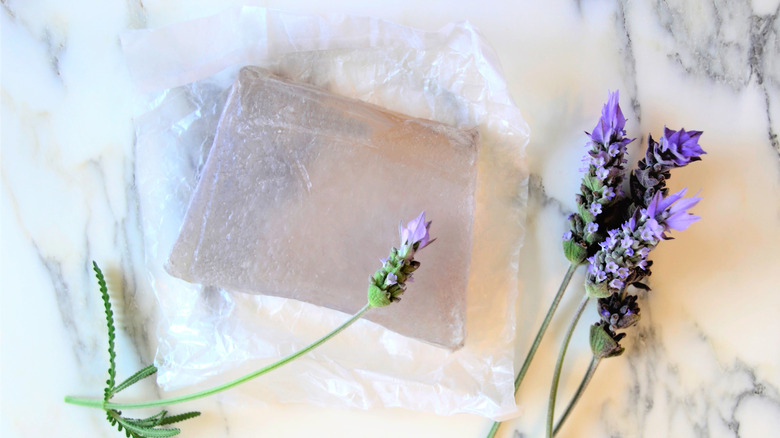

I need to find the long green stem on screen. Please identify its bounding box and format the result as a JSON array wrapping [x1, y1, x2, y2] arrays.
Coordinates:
[[546, 295, 589, 438], [553, 355, 601, 436], [65, 303, 373, 410], [485, 263, 578, 438]]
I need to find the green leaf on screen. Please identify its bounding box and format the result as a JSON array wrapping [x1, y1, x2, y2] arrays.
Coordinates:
[[94, 261, 117, 401], [583, 174, 604, 192], [115, 415, 181, 438], [157, 411, 201, 426], [123, 410, 168, 428], [108, 411, 143, 438], [112, 364, 157, 397]]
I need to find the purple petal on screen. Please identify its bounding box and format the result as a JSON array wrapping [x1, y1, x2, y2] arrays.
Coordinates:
[[664, 211, 701, 231], [591, 119, 607, 144], [668, 192, 702, 215], [648, 188, 686, 218]]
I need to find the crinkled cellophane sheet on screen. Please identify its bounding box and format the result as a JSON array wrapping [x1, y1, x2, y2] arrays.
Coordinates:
[[125, 6, 529, 419]]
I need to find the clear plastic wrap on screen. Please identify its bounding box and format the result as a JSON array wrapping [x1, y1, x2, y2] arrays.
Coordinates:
[[124, 6, 529, 419]]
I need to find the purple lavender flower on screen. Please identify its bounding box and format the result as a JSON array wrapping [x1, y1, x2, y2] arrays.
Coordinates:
[[658, 127, 705, 166], [646, 188, 702, 238], [368, 212, 433, 307], [564, 91, 635, 262], [631, 127, 705, 207], [584, 189, 701, 297]]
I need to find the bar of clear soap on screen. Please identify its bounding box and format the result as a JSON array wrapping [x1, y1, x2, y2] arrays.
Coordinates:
[[167, 66, 478, 349]]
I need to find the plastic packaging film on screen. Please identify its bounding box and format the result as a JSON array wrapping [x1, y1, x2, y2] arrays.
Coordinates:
[[125, 6, 529, 419]]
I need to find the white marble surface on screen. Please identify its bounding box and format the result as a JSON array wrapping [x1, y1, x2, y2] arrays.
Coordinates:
[[2, 1, 779, 437]]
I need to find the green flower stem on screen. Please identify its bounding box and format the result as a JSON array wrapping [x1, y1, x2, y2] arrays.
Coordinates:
[[485, 262, 579, 438], [546, 295, 589, 438], [65, 303, 373, 410], [553, 355, 601, 436]]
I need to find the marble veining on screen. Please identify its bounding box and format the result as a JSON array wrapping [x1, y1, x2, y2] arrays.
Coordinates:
[[2, 0, 780, 437], [615, 0, 643, 123]]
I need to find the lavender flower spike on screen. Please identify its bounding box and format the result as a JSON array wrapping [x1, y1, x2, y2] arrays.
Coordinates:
[[584, 189, 701, 298], [563, 91, 634, 263], [369, 212, 433, 307]]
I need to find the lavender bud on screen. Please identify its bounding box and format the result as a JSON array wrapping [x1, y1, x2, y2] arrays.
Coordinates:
[[563, 238, 588, 264], [590, 322, 626, 359], [597, 293, 641, 329]]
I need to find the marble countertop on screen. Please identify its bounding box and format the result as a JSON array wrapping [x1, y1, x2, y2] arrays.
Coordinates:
[[2, 1, 779, 437]]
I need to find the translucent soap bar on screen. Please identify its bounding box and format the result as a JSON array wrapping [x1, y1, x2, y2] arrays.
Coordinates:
[[167, 66, 478, 349]]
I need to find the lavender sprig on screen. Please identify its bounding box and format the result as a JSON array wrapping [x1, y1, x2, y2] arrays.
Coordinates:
[[67, 213, 434, 437], [564, 91, 634, 263], [550, 189, 702, 437], [547, 115, 705, 437], [489, 92, 637, 438]]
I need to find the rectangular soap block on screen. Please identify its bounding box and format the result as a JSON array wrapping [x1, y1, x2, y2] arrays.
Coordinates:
[[167, 66, 478, 349]]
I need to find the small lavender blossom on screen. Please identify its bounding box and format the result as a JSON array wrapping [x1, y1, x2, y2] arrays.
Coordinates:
[[631, 127, 705, 207], [368, 212, 433, 307], [398, 211, 433, 259], [564, 91, 635, 261], [646, 187, 702, 235], [609, 278, 625, 289], [584, 189, 701, 298], [586, 222, 599, 234]]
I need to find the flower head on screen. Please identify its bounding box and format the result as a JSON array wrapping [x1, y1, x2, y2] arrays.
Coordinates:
[[564, 91, 635, 262], [631, 127, 705, 207], [368, 212, 433, 307], [657, 127, 705, 167], [585, 189, 701, 297]]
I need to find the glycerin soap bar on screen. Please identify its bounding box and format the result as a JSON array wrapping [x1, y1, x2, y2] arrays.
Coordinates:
[[167, 66, 478, 349]]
